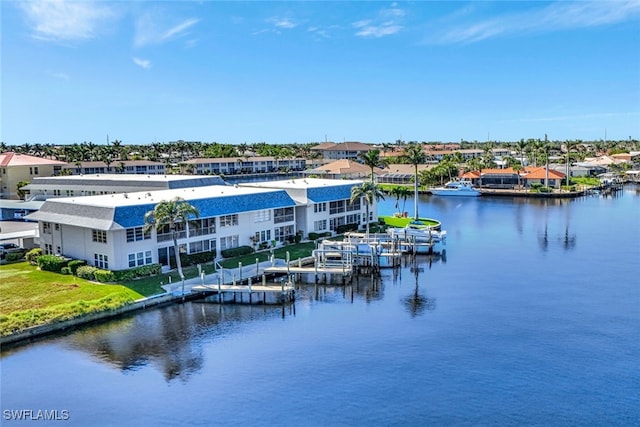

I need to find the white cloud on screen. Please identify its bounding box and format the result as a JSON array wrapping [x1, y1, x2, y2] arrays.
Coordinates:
[[132, 57, 152, 69], [19, 0, 115, 43], [431, 1, 640, 44], [134, 14, 199, 48], [270, 17, 298, 29], [353, 5, 405, 38]]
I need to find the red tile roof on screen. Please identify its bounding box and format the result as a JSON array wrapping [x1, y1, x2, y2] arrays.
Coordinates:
[[0, 152, 67, 167]]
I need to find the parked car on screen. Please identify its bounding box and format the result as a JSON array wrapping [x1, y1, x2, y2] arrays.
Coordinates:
[[0, 243, 21, 259]]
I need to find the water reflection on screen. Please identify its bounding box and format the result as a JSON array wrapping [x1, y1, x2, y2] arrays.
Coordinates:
[[402, 251, 444, 317], [64, 303, 287, 382]]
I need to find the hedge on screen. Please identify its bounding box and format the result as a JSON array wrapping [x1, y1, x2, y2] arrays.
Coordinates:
[[68, 259, 87, 275], [169, 250, 217, 268], [221, 246, 253, 258], [336, 223, 359, 234], [111, 264, 162, 282], [308, 232, 332, 241], [76, 265, 99, 280], [5, 251, 26, 262], [37, 255, 68, 273]]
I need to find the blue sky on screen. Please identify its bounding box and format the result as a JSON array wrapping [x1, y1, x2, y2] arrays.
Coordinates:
[[2, 1, 639, 146]]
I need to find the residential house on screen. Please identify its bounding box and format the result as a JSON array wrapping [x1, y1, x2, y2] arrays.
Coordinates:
[[65, 160, 166, 175], [311, 141, 373, 161], [303, 159, 383, 180], [0, 152, 67, 199]]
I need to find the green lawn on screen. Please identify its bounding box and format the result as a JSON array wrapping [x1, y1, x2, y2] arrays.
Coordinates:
[[0, 262, 143, 336], [379, 215, 441, 228]]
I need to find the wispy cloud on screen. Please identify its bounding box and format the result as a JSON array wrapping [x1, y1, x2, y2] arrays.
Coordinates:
[[132, 57, 152, 69], [134, 13, 199, 48], [269, 17, 298, 29], [18, 0, 115, 43], [50, 72, 70, 80], [353, 4, 405, 38], [431, 1, 640, 44]]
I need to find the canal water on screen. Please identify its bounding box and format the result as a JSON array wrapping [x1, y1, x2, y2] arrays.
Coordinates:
[[2, 185, 639, 426]]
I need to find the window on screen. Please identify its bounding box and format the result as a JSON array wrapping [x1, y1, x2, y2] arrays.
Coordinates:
[[314, 203, 327, 213], [189, 239, 216, 254], [66, 190, 74, 197], [220, 214, 238, 227], [254, 229, 271, 243], [253, 209, 271, 222], [274, 207, 294, 224], [330, 201, 345, 214], [53, 189, 61, 196], [189, 218, 216, 237], [126, 227, 150, 242], [346, 214, 359, 224], [156, 223, 186, 242], [314, 220, 327, 231], [128, 251, 152, 268], [54, 223, 60, 231], [330, 216, 345, 231], [275, 225, 294, 242], [94, 253, 109, 269], [347, 198, 361, 211], [220, 235, 239, 250], [42, 222, 52, 234], [44, 244, 53, 255], [92, 230, 107, 244]]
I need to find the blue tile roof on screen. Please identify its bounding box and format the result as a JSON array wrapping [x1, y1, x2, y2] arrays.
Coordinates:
[[307, 184, 354, 203], [113, 190, 296, 228]]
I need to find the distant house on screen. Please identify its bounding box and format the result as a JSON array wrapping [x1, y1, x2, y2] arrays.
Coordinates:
[[303, 159, 382, 180], [65, 160, 166, 176], [377, 164, 433, 185], [0, 152, 67, 199], [180, 156, 306, 175], [311, 141, 373, 161], [462, 167, 565, 189]]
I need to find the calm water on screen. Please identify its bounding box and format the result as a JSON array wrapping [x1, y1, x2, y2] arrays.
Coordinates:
[[2, 186, 639, 426]]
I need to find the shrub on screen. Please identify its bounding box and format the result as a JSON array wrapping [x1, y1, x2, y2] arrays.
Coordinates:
[[61, 267, 71, 275], [111, 264, 162, 282], [67, 259, 87, 275], [221, 246, 254, 258], [76, 265, 98, 281], [37, 255, 68, 273], [25, 248, 42, 265], [308, 232, 332, 241], [336, 223, 358, 234], [5, 251, 26, 262], [174, 250, 217, 268], [94, 269, 115, 283]]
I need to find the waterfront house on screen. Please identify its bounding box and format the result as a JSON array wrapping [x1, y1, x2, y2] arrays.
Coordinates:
[[0, 152, 66, 199], [377, 164, 434, 185], [462, 167, 565, 189]]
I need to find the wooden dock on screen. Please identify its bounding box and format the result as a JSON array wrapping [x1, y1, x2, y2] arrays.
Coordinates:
[[191, 282, 295, 304]]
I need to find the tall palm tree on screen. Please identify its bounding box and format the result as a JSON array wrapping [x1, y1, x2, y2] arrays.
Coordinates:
[[358, 149, 386, 183], [402, 142, 426, 220], [515, 139, 528, 168], [537, 141, 551, 188], [144, 197, 200, 294], [563, 140, 579, 187], [350, 182, 385, 236]]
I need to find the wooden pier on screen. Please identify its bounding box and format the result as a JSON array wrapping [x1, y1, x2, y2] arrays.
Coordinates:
[[191, 282, 295, 304]]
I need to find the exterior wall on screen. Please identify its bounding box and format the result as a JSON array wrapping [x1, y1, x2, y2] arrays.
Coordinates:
[[1, 165, 61, 199]]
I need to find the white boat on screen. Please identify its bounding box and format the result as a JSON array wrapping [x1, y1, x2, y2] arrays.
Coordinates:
[[430, 180, 480, 197], [386, 225, 447, 254]]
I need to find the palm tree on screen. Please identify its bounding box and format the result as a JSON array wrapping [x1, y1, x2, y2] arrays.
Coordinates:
[[358, 149, 386, 183], [402, 142, 426, 220], [512, 163, 524, 190], [515, 139, 528, 168], [390, 186, 411, 215], [144, 197, 200, 295], [537, 141, 551, 188], [350, 182, 385, 236], [563, 140, 579, 187]]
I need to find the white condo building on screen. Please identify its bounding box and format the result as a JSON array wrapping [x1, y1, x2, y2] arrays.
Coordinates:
[[27, 178, 372, 272]]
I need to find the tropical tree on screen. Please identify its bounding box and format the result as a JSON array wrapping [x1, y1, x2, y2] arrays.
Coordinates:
[[512, 163, 524, 189], [350, 181, 385, 236], [402, 142, 426, 220], [358, 149, 386, 183], [144, 197, 200, 294], [515, 139, 528, 168], [563, 140, 579, 186], [389, 186, 411, 215], [16, 180, 30, 200]]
